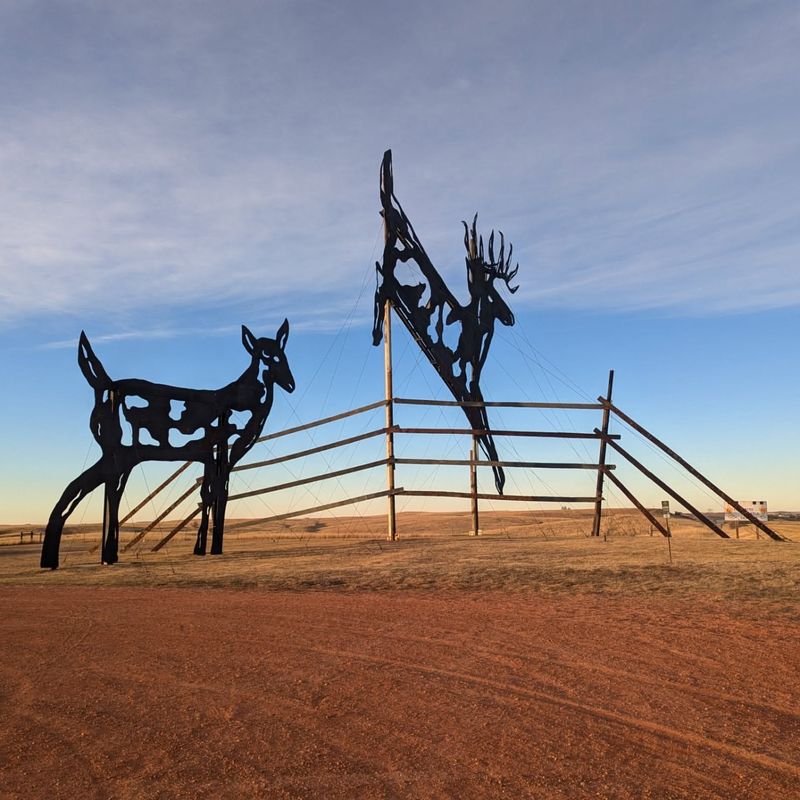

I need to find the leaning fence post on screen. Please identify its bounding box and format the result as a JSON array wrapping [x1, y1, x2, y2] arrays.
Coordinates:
[[591, 370, 614, 537]]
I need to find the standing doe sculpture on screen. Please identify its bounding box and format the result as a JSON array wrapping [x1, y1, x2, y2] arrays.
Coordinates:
[[41, 321, 294, 569]]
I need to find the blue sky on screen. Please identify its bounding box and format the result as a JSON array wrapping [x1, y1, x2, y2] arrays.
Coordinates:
[[1, 0, 798, 524]]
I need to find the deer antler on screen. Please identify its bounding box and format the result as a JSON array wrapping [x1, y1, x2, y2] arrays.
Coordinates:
[[486, 229, 519, 293], [462, 214, 479, 260], [463, 214, 520, 294]]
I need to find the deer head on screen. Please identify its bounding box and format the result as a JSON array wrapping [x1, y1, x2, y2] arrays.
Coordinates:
[[242, 320, 295, 393]]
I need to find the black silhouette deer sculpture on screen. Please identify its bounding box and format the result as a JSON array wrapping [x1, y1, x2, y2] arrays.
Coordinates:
[[372, 150, 520, 494], [41, 321, 294, 569]]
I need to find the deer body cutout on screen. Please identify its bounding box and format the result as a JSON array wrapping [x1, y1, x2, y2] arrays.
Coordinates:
[[41, 322, 294, 569], [372, 150, 520, 494]]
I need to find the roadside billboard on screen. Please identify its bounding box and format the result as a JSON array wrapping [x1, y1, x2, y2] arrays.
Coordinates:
[[724, 500, 768, 522]]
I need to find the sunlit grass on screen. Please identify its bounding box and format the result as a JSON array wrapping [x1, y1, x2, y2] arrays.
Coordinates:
[[1, 511, 798, 604]]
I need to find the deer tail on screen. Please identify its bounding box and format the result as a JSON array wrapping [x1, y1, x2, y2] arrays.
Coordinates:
[[77, 332, 112, 389]]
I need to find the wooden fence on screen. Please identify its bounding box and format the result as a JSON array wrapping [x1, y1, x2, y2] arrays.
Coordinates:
[[117, 375, 786, 551]]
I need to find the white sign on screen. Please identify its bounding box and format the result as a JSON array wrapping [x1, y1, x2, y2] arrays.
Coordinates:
[[661, 500, 670, 519], [724, 500, 768, 522]]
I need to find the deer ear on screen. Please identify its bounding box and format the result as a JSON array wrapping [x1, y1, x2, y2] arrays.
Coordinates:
[[276, 318, 289, 350], [242, 325, 257, 355]]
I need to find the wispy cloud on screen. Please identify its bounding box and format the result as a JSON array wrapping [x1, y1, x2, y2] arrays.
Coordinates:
[[1, 0, 798, 337], [37, 289, 371, 349]]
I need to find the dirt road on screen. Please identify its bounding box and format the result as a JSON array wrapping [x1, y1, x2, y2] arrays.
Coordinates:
[[1, 588, 798, 799]]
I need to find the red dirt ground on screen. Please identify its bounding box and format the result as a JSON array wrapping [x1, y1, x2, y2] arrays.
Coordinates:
[[1, 588, 798, 799]]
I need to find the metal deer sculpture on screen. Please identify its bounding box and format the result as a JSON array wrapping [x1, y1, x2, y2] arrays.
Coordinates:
[[372, 150, 520, 494], [41, 322, 294, 569]]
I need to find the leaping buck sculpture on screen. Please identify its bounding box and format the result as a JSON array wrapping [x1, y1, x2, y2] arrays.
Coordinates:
[[372, 150, 520, 494], [41, 321, 294, 569]]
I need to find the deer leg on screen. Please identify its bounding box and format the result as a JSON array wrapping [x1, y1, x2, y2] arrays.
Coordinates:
[[101, 469, 130, 565], [194, 459, 214, 556], [371, 284, 384, 346], [41, 458, 108, 570], [210, 445, 230, 556], [210, 473, 229, 555]]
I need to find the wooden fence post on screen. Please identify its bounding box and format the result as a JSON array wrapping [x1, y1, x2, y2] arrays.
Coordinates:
[[470, 436, 480, 536], [591, 370, 614, 537], [384, 300, 397, 541]]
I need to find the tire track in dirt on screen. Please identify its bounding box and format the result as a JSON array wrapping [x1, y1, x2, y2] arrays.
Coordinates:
[[80, 658, 489, 798], [2, 588, 798, 799], [260, 606, 800, 724], [0, 615, 95, 754], [300, 644, 800, 780], [1, 705, 106, 800], [157, 592, 800, 791]]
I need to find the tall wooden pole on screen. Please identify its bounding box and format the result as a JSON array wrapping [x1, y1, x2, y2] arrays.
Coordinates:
[[384, 299, 397, 541], [591, 370, 614, 537], [470, 436, 479, 536]]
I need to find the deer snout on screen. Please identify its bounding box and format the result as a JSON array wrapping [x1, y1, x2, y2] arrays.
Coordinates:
[[278, 368, 295, 393]]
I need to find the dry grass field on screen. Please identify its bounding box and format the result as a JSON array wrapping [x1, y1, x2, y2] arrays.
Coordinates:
[[1, 509, 798, 600], [1, 510, 799, 798]]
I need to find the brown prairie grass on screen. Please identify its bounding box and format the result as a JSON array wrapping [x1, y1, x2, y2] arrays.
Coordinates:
[[1, 510, 798, 605]]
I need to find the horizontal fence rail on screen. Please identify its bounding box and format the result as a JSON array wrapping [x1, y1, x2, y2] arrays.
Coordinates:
[[226, 489, 404, 530], [396, 426, 620, 440], [399, 490, 599, 503], [227, 459, 389, 502], [394, 457, 614, 470], [254, 399, 389, 444], [395, 397, 603, 410], [234, 427, 389, 472]]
